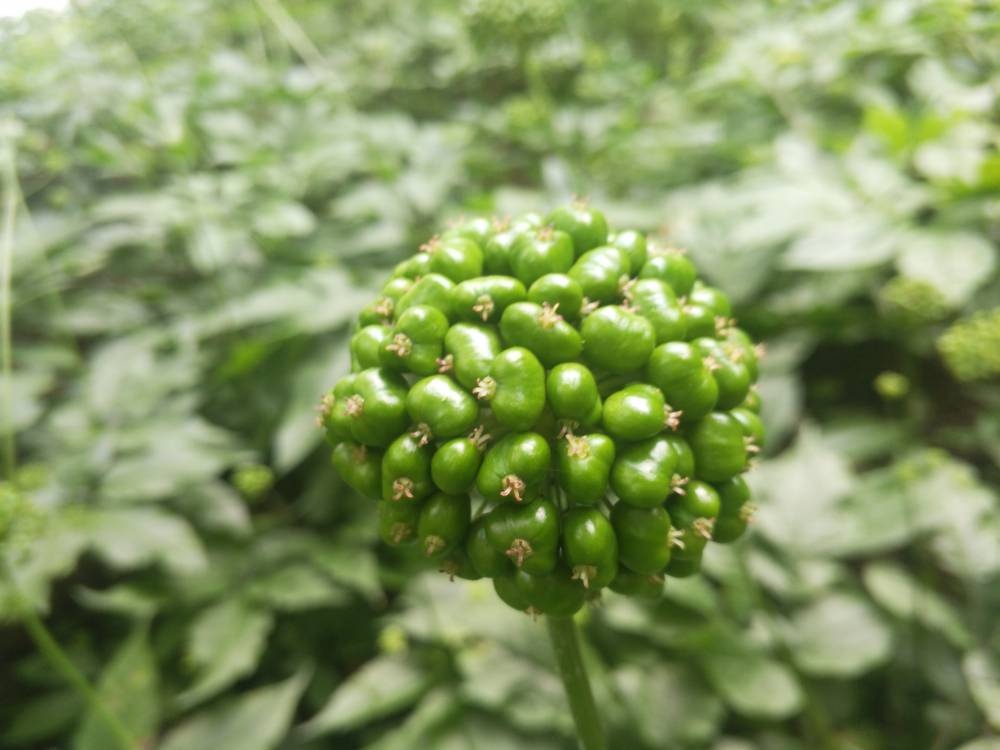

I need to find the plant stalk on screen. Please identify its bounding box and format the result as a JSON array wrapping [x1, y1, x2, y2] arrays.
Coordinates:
[[546, 615, 607, 750], [1, 559, 138, 750]]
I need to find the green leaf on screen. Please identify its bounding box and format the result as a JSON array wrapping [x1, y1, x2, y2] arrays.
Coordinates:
[[457, 643, 572, 735], [963, 651, 1000, 730], [309, 541, 382, 604], [298, 654, 433, 739], [956, 740, 1000, 750], [74, 583, 160, 619], [176, 599, 274, 709], [781, 218, 898, 271], [751, 426, 855, 557], [272, 340, 350, 471], [158, 670, 309, 750], [365, 689, 458, 750], [84, 508, 207, 575], [176, 482, 252, 538], [244, 563, 351, 611], [614, 663, 724, 745], [72, 627, 159, 750], [701, 647, 803, 720], [1, 690, 81, 746], [862, 562, 972, 649], [896, 231, 996, 305], [252, 200, 316, 239], [784, 593, 893, 677]]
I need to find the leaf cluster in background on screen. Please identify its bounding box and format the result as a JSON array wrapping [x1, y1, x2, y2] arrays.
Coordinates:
[[1, 0, 998, 748]]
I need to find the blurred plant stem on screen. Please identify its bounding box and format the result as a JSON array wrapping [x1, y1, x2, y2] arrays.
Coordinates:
[[546, 615, 607, 750], [1, 135, 16, 479], [1, 562, 138, 750], [254, 0, 328, 77], [1, 143, 132, 744]]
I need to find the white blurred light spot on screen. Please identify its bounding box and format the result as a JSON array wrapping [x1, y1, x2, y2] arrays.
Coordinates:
[[0, 0, 70, 18]]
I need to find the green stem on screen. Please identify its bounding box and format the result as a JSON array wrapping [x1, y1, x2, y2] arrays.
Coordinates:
[[1, 136, 17, 479], [4, 565, 137, 750], [546, 615, 607, 750]]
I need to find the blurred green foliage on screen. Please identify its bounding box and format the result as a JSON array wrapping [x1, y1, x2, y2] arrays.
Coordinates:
[[1, 0, 999, 748]]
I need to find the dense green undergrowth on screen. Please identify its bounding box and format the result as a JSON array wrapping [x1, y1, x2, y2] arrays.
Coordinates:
[[1, 0, 999, 748]]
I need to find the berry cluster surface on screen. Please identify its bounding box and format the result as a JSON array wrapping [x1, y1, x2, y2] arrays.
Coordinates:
[[322, 204, 764, 615]]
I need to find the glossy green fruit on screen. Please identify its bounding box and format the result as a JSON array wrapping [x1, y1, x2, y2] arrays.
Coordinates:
[[602, 383, 673, 442], [611, 435, 685, 508], [729, 407, 765, 453], [670, 479, 720, 522], [474, 347, 546, 431], [499, 301, 583, 367], [693, 337, 751, 410], [681, 302, 716, 340], [511, 227, 575, 286], [358, 296, 395, 327], [320, 375, 359, 445], [546, 203, 608, 256], [438, 548, 482, 581], [451, 275, 527, 324], [418, 492, 471, 558], [351, 324, 392, 371], [528, 273, 584, 321], [627, 278, 685, 343], [688, 283, 732, 318], [664, 433, 695, 479], [406, 375, 479, 443], [377, 499, 421, 546], [442, 215, 493, 246], [569, 245, 631, 304], [609, 570, 664, 599], [724, 327, 761, 382], [668, 503, 712, 556], [328, 205, 768, 609], [332, 442, 382, 500], [392, 252, 433, 280], [430, 431, 488, 495], [498, 564, 587, 615], [562, 507, 618, 589], [493, 574, 533, 611], [482, 228, 522, 276], [611, 503, 675, 575], [382, 276, 415, 302], [466, 516, 511, 578], [609, 229, 647, 272], [343, 368, 410, 447], [556, 432, 615, 505], [381, 433, 434, 502], [712, 475, 754, 544], [423, 235, 484, 283], [639, 251, 696, 296], [581, 305, 655, 374], [740, 387, 762, 413], [687, 412, 747, 482], [380, 304, 450, 375], [443, 323, 502, 390], [476, 432, 551, 504], [546, 363, 602, 428], [665, 551, 702, 578], [645, 341, 719, 421], [484, 496, 559, 574], [395, 273, 454, 320]]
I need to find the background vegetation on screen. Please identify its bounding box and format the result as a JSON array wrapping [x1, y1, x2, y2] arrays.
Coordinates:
[[2, 0, 999, 748]]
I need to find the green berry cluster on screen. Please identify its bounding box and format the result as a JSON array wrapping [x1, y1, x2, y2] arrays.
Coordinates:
[[321, 203, 764, 616], [878, 276, 950, 325], [937, 307, 1000, 382], [463, 0, 568, 46]]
